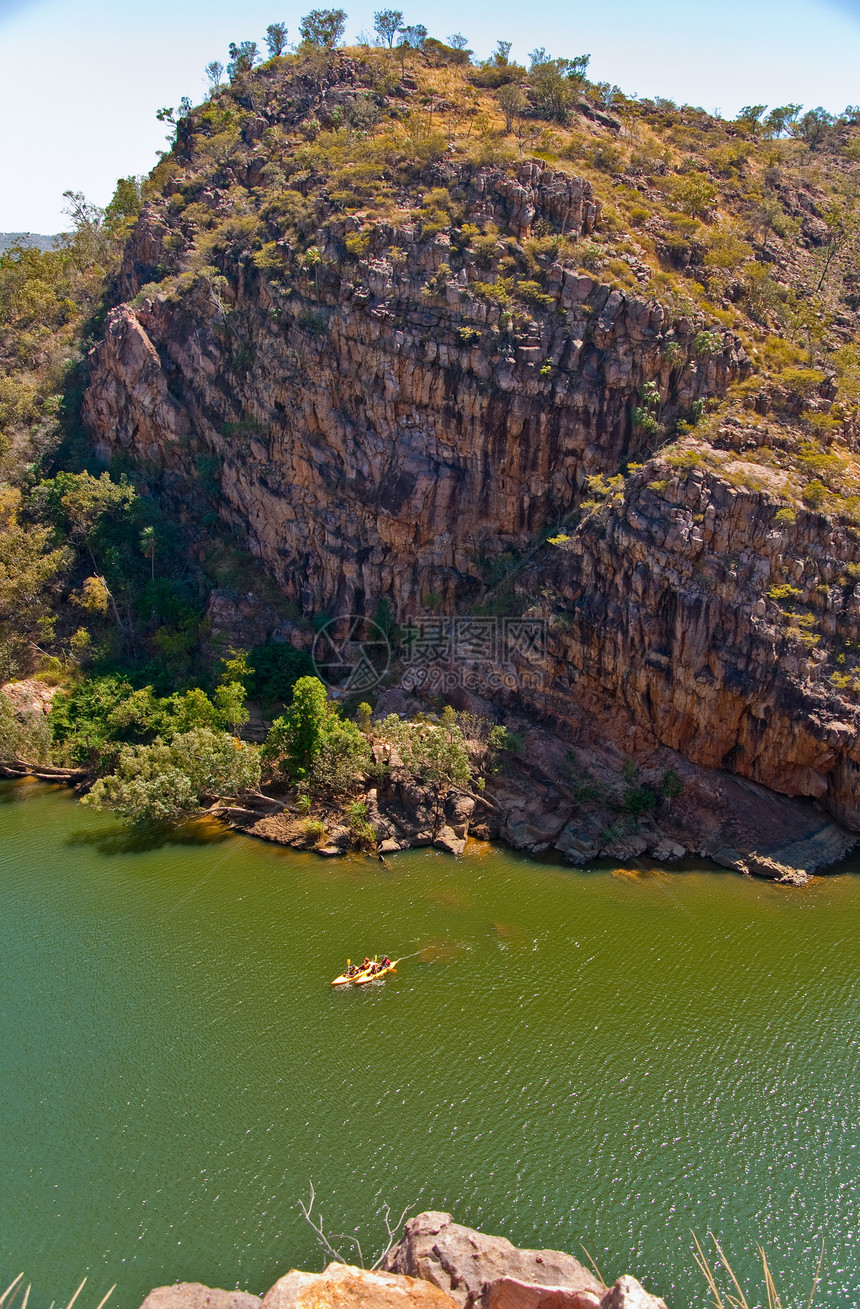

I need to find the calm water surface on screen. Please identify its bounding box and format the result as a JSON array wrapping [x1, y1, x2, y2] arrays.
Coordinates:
[[0, 781, 858, 1308]]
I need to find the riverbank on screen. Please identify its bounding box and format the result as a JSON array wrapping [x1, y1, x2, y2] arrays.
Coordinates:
[[3, 675, 856, 884], [220, 695, 857, 885]]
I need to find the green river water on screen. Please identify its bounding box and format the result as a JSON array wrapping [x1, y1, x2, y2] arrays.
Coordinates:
[[1, 779, 858, 1308]]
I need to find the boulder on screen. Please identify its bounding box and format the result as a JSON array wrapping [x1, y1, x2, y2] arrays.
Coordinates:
[[485, 1278, 601, 1309], [434, 826, 466, 856], [139, 1285, 260, 1309], [261, 1263, 460, 1309], [599, 1277, 667, 1309], [384, 1213, 603, 1309]]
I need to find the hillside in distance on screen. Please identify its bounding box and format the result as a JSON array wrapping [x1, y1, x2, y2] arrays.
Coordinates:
[[0, 233, 62, 253], [5, 28, 860, 872]]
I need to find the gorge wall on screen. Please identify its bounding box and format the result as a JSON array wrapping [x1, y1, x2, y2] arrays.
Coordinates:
[[80, 56, 860, 867], [84, 159, 744, 619]]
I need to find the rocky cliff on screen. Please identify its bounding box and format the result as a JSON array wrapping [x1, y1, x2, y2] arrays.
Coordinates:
[[81, 49, 860, 872], [84, 159, 745, 617]]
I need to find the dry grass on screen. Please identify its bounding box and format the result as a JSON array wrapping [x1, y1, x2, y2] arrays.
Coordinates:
[[692, 1232, 824, 1309], [0, 1274, 116, 1309]]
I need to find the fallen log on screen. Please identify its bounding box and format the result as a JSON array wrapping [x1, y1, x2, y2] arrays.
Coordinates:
[[0, 760, 88, 783]]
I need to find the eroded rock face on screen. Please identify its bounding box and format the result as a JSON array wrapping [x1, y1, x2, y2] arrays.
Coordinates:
[[84, 163, 745, 620], [261, 1264, 460, 1309], [1, 678, 58, 718], [512, 461, 860, 831], [383, 1211, 603, 1309], [82, 137, 860, 848]]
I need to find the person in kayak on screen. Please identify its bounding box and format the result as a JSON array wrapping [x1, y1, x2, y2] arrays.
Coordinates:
[[380, 956, 392, 969]]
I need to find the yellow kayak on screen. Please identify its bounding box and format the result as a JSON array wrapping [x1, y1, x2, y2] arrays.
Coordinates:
[[331, 961, 372, 987], [354, 961, 397, 985]]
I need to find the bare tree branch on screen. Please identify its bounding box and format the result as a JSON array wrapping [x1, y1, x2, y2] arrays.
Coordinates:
[[298, 1185, 415, 1272]]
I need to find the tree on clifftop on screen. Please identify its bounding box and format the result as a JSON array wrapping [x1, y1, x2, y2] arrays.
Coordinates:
[[373, 9, 403, 47], [266, 22, 289, 57], [299, 8, 347, 50], [227, 41, 260, 80]]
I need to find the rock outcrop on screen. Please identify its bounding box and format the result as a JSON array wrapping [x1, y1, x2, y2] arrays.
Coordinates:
[[519, 461, 860, 831], [383, 1212, 604, 1307], [139, 1285, 261, 1309], [137, 1216, 666, 1309]]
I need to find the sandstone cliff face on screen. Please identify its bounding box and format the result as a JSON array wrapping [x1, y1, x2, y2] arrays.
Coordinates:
[[84, 160, 746, 619], [514, 459, 860, 831]]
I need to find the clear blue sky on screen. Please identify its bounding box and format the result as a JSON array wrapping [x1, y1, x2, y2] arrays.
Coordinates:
[[1, 0, 858, 232]]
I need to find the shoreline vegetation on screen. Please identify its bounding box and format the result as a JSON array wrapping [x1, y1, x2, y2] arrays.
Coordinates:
[[1, 664, 853, 883]]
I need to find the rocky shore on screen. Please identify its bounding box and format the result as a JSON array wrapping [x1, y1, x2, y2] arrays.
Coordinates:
[[3, 669, 855, 885], [139, 1213, 667, 1309], [204, 653, 857, 884]]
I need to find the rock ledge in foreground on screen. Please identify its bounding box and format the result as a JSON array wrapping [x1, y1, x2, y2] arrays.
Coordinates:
[[384, 1212, 666, 1309], [137, 1214, 667, 1309]]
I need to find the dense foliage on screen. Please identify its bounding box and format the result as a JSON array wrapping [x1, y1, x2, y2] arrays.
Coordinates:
[[262, 675, 370, 793], [83, 727, 261, 825], [50, 673, 247, 769]]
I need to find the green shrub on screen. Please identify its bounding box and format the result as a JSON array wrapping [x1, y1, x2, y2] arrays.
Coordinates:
[[621, 758, 657, 814], [471, 278, 513, 306], [802, 480, 827, 510], [693, 330, 723, 357], [82, 728, 261, 826], [782, 367, 826, 398], [666, 447, 704, 471], [660, 768, 684, 799], [377, 707, 472, 792], [767, 583, 802, 602], [303, 817, 326, 842], [345, 799, 368, 827], [633, 408, 662, 437], [514, 280, 554, 310], [345, 230, 372, 258], [263, 676, 370, 794], [663, 171, 718, 218]]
